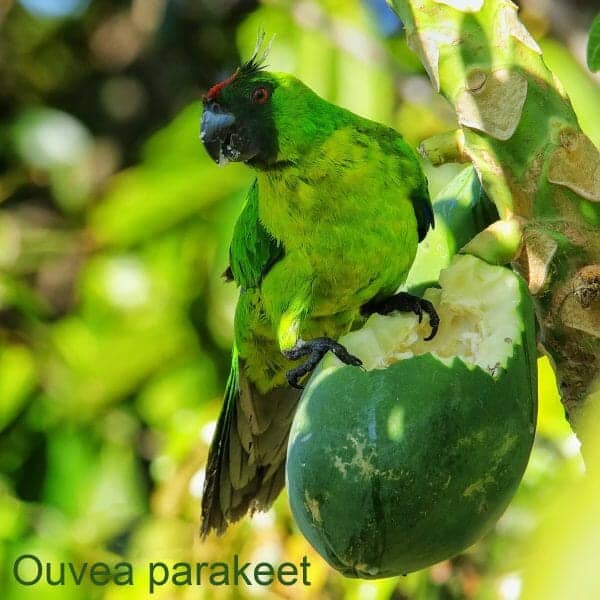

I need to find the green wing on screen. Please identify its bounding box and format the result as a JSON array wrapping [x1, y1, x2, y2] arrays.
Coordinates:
[[229, 179, 283, 290], [200, 180, 291, 537]]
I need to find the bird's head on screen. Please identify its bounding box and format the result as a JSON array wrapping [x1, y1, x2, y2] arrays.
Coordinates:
[[201, 38, 324, 169]]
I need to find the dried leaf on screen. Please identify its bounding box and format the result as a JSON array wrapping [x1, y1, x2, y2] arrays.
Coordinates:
[[407, 32, 440, 92], [548, 129, 600, 202], [457, 68, 527, 140], [407, 26, 459, 92], [523, 229, 558, 294], [496, 3, 542, 55]]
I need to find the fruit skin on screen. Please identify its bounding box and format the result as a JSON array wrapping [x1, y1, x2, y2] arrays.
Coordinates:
[[286, 271, 537, 578]]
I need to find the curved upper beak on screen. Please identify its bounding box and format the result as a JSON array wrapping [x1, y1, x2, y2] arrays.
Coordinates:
[[200, 105, 236, 164]]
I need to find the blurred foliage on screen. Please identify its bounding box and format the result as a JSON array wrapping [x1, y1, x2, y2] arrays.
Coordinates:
[[0, 0, 599, 599]]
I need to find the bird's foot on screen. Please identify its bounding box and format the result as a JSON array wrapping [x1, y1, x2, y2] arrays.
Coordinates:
[[361, 292, 440, 341], [283, 337, 363, 389]]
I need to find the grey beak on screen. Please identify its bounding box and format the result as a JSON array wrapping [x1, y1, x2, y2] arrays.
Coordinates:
[[200, 107, 236, 164]]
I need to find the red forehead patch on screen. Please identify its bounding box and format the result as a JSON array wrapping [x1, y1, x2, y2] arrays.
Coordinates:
[[203, 69, 240, 102]]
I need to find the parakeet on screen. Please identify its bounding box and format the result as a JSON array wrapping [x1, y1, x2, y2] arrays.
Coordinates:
[[199, 42, 438, 538]]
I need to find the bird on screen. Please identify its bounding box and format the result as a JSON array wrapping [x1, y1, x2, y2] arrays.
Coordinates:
[[199, 38, 438, 537]]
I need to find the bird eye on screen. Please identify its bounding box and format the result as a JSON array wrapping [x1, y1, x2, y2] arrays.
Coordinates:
[[251, 86, 270, 105]]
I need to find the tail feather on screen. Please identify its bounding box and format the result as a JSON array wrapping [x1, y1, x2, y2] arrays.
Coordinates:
[[200, 347, 300, 538], [238, 372, 283, 435], [200, 354, 239, 537], [254, 463, 286, 509], [228, 429, 256, 490], [253, 393, 298, 465], [235, 407, 254, 454]]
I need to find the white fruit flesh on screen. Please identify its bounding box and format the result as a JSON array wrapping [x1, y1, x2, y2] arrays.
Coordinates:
[[327, 255, 524, 376]]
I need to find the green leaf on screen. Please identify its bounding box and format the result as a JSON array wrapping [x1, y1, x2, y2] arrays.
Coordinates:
[[0, 346, 37, 431], [587, 14, 600, 72]]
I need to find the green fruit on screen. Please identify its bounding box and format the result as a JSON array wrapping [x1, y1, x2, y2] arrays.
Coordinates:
[[286, 254, 537, 578], [406, 165, 497, 294]]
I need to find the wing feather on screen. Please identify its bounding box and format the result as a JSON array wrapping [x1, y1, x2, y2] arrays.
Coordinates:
[[229, 179, 284, 290], [200, 352, 300, 537]]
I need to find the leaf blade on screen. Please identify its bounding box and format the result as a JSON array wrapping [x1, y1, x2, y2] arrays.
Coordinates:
[[587, 14, 600, 72]]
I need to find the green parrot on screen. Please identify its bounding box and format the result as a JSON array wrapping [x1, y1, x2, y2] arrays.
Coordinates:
[[199, 45, 438, 537]]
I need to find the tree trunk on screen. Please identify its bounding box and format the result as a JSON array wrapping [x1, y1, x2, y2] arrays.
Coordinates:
[[387, 0, 600, 461]]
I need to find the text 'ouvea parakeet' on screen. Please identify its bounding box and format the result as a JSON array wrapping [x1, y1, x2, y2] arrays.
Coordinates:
[[199, 42, 438, 537]]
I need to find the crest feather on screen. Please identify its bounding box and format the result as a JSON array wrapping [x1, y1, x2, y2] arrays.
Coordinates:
[[203, 30, 273, 102], [240, 29, 273, 77]]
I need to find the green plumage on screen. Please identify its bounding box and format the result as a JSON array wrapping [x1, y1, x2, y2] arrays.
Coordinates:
[[200, 69, 433, 537], [229, 180, 283, 290]]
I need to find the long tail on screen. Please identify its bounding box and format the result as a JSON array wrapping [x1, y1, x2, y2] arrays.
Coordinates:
[[200, 346, 300, 538]]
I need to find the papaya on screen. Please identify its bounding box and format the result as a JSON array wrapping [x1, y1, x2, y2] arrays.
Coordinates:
[[286, 169, 537, 578]]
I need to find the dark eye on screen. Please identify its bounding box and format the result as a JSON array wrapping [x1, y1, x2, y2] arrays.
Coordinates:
[[251, 86, 270, 105]]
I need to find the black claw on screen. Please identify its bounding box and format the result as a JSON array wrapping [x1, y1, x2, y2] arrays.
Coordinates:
[[423, 323, 438, 341], [347, 355, 363, 367], [361, 292, 440, 341], [418, 298, 439, 341], [284, 337, 362, 388], [287, 374, 305, 390], [330, 344, 363, 367]]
